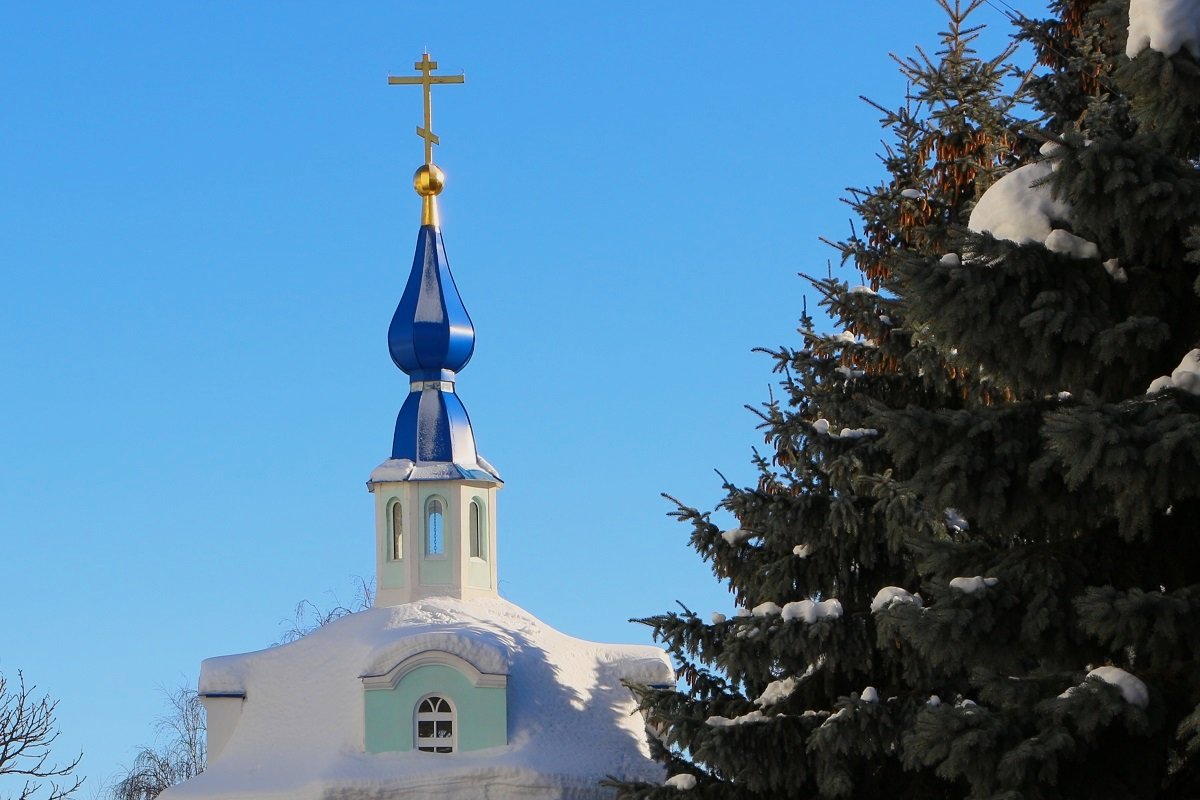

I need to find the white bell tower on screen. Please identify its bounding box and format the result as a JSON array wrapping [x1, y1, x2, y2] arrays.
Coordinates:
[[369, 462, 501, 607], [368, 61, 502, 607]]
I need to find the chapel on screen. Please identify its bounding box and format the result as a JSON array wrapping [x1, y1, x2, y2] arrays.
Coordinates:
[[159, 54, 673, 800]]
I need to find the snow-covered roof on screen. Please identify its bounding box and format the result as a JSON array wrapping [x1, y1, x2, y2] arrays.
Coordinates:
[[164, 596, 672, 800]]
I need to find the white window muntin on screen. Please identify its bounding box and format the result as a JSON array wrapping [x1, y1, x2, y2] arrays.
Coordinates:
[[414, 694, 456, 753]]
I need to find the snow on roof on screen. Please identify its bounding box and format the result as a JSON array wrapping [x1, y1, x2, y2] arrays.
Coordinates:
[[169, 596, 672, 800], [1127, 0, 1200, 58]]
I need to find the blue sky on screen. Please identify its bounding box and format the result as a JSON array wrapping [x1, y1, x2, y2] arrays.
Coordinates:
[[1, 1, 1044, 794]]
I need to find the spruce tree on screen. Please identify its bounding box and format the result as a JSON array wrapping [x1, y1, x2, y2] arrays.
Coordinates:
[[612, 1, 1200, 798]]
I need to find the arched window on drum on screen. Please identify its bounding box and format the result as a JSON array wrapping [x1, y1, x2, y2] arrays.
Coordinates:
[[469, 498, 486, 560], [425, 497, 445, 557], [388, 500, 403, 560]]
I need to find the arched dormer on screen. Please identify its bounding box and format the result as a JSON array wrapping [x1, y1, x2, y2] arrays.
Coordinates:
[[361, 650, 507, 754]]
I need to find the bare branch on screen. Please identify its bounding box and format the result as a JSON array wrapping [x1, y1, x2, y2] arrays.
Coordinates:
[[275, 575, 376, 644], [108, 686, 205, 800], [0, 671, 83, 800]]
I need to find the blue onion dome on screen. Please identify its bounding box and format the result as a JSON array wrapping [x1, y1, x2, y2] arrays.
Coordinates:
[[387, 224, 476, 380], [385, 164, 492, 477]]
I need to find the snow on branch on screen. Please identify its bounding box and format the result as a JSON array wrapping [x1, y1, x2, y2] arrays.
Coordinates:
[[967, 143, 1116, 278], [1147, 348, 1200, 395], [705, 710, 767, 727], [782, 599, 843, 623], [1127, 0, 1200, 58], [719, 528, 757, 545], [665, 773, 697, 790], [811, 418, 878, 439], [1059, 666, 1150, 709], [948, 576, 999, 594], [870, 586, 923, 613], [754, 678, 798, 708]]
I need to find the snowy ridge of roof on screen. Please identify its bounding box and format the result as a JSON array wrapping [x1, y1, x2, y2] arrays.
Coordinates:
[[177, 596, 672, 800]]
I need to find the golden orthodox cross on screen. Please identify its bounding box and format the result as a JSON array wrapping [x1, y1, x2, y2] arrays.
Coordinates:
[[388, 53, 465, 166]]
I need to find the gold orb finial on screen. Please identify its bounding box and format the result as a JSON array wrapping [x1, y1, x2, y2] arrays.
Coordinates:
[[413, 164, 445, 197], [413, 164, 444, 227]]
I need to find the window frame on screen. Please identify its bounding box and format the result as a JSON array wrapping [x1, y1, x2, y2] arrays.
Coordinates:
[[414, 694, 456, 754], [424, 496, 447, 559], [468, 497, 487, 560], [388, 499, 403, 561]]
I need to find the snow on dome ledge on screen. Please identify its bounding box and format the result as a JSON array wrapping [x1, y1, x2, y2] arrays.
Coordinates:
[[369, 457, 502, 485]]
